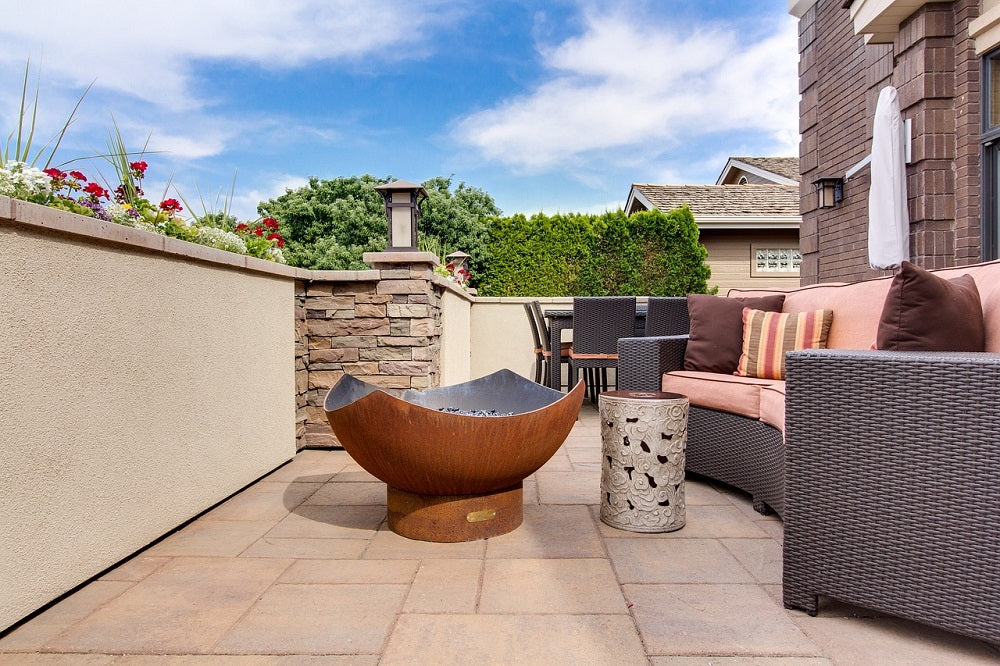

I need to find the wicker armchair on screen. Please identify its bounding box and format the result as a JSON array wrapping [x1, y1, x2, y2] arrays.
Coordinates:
[[617, 296, 785, 516], [782, 349, 1000, 644]]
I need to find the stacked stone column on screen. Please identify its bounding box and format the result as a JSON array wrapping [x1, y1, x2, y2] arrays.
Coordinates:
[[295, 252, 443, 448]]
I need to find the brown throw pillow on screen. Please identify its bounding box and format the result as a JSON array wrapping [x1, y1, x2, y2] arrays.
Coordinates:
[[876, 261, 985, 351], [684, 294, 786, 373]]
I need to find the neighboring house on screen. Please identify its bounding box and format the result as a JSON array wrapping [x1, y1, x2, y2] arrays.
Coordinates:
[[626, 157, 801, 293], [790, 0, 998, 284]]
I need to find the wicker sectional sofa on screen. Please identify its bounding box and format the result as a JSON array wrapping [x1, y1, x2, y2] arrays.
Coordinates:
[[617, 260, 1000, 645]]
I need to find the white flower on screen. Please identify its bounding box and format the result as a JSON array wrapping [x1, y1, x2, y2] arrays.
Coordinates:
[[0, 161, 52, 199], [194, 226, 248, 254], [105, 202, 139, 227], [265, 246, 286, 264]]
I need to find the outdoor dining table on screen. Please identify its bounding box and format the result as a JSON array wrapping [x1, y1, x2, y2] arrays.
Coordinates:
[[543, 306, 647, 391]]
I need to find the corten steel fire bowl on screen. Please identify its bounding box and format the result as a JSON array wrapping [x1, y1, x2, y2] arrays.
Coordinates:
[[324, 369, 585, 542]]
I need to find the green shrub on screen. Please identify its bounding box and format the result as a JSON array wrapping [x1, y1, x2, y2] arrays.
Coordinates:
[[478, 207, 712, 297]]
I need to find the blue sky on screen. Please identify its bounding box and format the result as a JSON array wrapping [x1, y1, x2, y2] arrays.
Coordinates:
[[0, 1, 799, 222]]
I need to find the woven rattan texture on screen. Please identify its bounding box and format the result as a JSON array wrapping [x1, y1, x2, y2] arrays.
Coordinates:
[[617, 336, 688, 391], [783, 349, 1000, 644], [644, 297, 690, 337], [523, 303, 545, 384], [687, 406, 784, 516], [570, 297, 636, 377]]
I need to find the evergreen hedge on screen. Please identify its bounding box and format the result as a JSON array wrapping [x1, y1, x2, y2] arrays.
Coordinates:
[[478, 207, 713, 297]]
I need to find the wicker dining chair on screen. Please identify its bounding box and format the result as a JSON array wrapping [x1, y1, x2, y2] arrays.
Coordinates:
[[644, 296, 690, 337], [523, 302, 547, 384], [529, 300, 571, 389], [569, 297, 636, 402]]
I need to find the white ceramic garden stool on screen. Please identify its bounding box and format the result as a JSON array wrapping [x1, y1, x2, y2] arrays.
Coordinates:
[[598, 390, 688, 532]]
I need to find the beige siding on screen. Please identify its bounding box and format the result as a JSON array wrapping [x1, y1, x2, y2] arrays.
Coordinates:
[[701, 230, 801, 293]]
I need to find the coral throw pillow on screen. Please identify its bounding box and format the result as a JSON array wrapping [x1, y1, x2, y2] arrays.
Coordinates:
[[876, 261, 985, 351], [736, 308, 834, 380], [684, 294, 786, 374]]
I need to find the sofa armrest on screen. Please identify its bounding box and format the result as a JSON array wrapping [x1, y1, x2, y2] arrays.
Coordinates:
[[782, 348, 1000, 643], [617, 335, 689, 392]]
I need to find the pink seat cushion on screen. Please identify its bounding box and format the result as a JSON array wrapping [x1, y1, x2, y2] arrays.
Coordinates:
[[662, 371, 778, 421], [759, 382, 786, 433]]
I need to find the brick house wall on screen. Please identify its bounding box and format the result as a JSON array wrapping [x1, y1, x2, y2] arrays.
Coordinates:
[[797, 0, 982, 284]]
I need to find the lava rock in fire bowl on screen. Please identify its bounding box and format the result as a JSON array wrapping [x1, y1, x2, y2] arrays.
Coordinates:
[[324, 369, 584, 542]]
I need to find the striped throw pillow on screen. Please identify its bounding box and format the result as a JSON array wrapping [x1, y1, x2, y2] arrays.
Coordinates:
[[735, 308, 834, 380]]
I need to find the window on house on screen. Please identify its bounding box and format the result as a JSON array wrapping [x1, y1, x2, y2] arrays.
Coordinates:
[[753, 247, 801, 274], [738, 176, 749, 185], [981, 49, 1000, 260]]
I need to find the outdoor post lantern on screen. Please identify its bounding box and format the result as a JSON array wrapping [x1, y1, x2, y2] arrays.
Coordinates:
[[814, 177, 843, 208], [445, 250, 470, 273], [374, 179, 428, 251]]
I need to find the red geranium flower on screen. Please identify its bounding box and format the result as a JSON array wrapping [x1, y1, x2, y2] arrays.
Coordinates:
[[129, 161, 148, 174], [253, 226, 264, 236], [234, 223, 249, 232], [267, 232, 285, 248], [44, 168, 66, 180], [262, 217, 278, 230], [159, 198, 183, 214], [83, 182, 108, 199], [69, 171, 87, 182]]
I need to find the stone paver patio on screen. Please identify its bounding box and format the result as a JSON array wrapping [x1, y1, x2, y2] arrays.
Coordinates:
[[2, 406, 997, 664]]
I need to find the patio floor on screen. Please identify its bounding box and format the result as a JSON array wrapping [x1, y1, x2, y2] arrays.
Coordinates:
[[2, 405, 997, 665]]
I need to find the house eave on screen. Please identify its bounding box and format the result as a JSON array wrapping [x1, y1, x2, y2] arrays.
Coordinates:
[[694, 215, 802, 230], [716, 159, 800, 186]]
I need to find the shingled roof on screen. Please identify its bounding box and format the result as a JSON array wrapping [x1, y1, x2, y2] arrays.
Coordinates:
[[728, 157, 800, 183], [630, 184, 800, 217]]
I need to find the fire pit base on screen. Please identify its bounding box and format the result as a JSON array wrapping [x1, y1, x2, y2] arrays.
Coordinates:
[[387, 483, 523, 542]]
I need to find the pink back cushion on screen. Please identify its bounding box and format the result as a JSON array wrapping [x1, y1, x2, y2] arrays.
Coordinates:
[[929, 261, 1000, 352], [729, 259, 1000, 352]]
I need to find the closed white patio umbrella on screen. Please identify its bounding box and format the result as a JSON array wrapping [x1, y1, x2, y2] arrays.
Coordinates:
[[868, 85, 909, 269]]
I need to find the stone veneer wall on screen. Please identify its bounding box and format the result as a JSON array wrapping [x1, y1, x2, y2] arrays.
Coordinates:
[[797, 0, 981, 284], [295, 253, 469, 449]]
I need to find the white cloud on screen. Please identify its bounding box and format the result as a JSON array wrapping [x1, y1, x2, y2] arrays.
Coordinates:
[[0, 1, 462, 108], [452, 8, 799, 174], [226, 173, 310, 221]]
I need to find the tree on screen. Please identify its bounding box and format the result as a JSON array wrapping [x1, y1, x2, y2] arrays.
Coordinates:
[[257, 174, 500, 274], [257, 174, 388, 270], [419, 176, 500, 278]]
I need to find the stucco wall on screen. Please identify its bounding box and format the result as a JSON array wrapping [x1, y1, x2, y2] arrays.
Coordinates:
[[0, 198, 296, 630], [439, 287, 473, 386], [470, 298, 574, 381]]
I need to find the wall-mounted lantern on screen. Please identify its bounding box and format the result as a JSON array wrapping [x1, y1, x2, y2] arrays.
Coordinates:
[[374, 179, 428, 251], [814, 177, 844, 208]]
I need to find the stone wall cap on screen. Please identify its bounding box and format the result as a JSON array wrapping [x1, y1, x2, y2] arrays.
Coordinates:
[[304, 269, 381, 281], [432, 274, 476, 302], [363, 251, 439, 265]]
